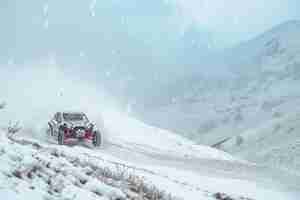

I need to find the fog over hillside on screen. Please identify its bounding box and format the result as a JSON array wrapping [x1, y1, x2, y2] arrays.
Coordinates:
[[138, 20, 300, 174]]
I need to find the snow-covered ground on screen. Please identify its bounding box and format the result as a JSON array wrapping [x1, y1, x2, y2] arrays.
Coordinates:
[[102, 110, 238, 162], [220, 109, 300, 174], [1, 110, 299, 200]]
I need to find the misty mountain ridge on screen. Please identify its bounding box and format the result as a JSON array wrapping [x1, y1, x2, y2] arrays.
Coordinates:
[[224, 20, 300, 77], [138, 20, 300, 173]]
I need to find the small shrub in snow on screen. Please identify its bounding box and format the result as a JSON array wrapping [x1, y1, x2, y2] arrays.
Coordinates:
[[272, 111, 282, 118], [273, 124, 281, 133], [0, 101, 6, 109], [213, 192, 254, 200], [234, 112, 243, 122], [85, 179, 126, 199], [6, 137, 180, 200], [0, 102, 21, 138], [261, 100, 283, 112], [235, 136, 243, 146], [7, 121, 22, 138], [12, 170, 23, 179], [198, 120, 217, 134]]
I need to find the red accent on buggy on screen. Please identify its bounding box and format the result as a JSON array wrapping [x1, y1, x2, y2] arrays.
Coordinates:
[[63, 127, 94, 140]]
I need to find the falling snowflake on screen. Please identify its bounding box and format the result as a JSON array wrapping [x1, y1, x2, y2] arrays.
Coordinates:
[[7, 58, 14, 65], [48, 52, 57, 65], [44, 19, 49, 29], [90, 0, 97, 17], [90, 10, 96, 17], [207, 41, 212, 49], [171, 97, 177, 104], [43, 3, 49, 16], [126, 103, 132, 114], [122, 16, 127, 25], [79, 51, 85, 57], [207, 37, 215, 49], [105, 71, 111, 77], [191, 39, 196, 46], [211, 38, 217, 47]]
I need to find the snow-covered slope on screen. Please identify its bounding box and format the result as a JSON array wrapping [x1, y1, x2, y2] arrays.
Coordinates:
[[220, 109, 300, 174], [0, 133, 129, 200], [1, 119, 300, 200], [137, 20, 300, 174], [102, 111, 238, 161], [225, 20, 300, 76], [2, 106, 300, 200]]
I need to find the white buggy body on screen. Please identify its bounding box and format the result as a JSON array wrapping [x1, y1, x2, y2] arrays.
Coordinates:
[[47, 112, 101, 147]]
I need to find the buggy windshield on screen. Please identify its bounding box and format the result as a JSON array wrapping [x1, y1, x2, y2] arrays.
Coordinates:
[[63, 113, 87, 121]]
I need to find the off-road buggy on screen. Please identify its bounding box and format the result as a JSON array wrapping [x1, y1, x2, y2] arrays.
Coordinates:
[[47, 112, 101, 147]]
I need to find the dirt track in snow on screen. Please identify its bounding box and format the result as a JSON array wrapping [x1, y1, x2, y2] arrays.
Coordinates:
[[29, 133, 300, 199], [101, 139, 300, 194]]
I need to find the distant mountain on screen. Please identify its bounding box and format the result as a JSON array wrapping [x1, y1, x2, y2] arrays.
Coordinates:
[[138, 20, 300, 173], [224, 20, 300, 77]]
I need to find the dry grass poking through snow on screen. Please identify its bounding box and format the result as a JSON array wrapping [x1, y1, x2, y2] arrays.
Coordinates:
[[0, 135, 256, 200], [4, 136, 180, 200]]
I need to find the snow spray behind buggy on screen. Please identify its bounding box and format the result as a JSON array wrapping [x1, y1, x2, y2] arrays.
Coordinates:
[[47, 111, 102, 147]]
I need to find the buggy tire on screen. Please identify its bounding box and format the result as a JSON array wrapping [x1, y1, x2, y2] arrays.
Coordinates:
[[58, 128, 65, 145], [92, 131, 101, 147], [48, 123, 54, 136]]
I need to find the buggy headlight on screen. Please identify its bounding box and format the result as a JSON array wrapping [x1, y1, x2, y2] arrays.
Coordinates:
[[88, 123, 95, 130]]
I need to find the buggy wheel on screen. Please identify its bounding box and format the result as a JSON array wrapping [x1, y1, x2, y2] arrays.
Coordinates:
[[47, 123, 54, 136], [92, 131, 101, 147], [58, 129, 65, 145]]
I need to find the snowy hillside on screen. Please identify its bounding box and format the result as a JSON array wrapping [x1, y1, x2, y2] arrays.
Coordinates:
[[0, 133, 129, 200], [225, 20, 300, 76], [1, 109, 300, 200], [102, 111, 238, 161], [220, 108, 300, 174], [138, 20, 300, 173]]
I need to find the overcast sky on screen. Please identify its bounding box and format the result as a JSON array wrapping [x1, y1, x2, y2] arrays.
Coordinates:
[[1, 0, 300, 62], [171, 0, 300, 45], [1, 0, 300, 116]]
